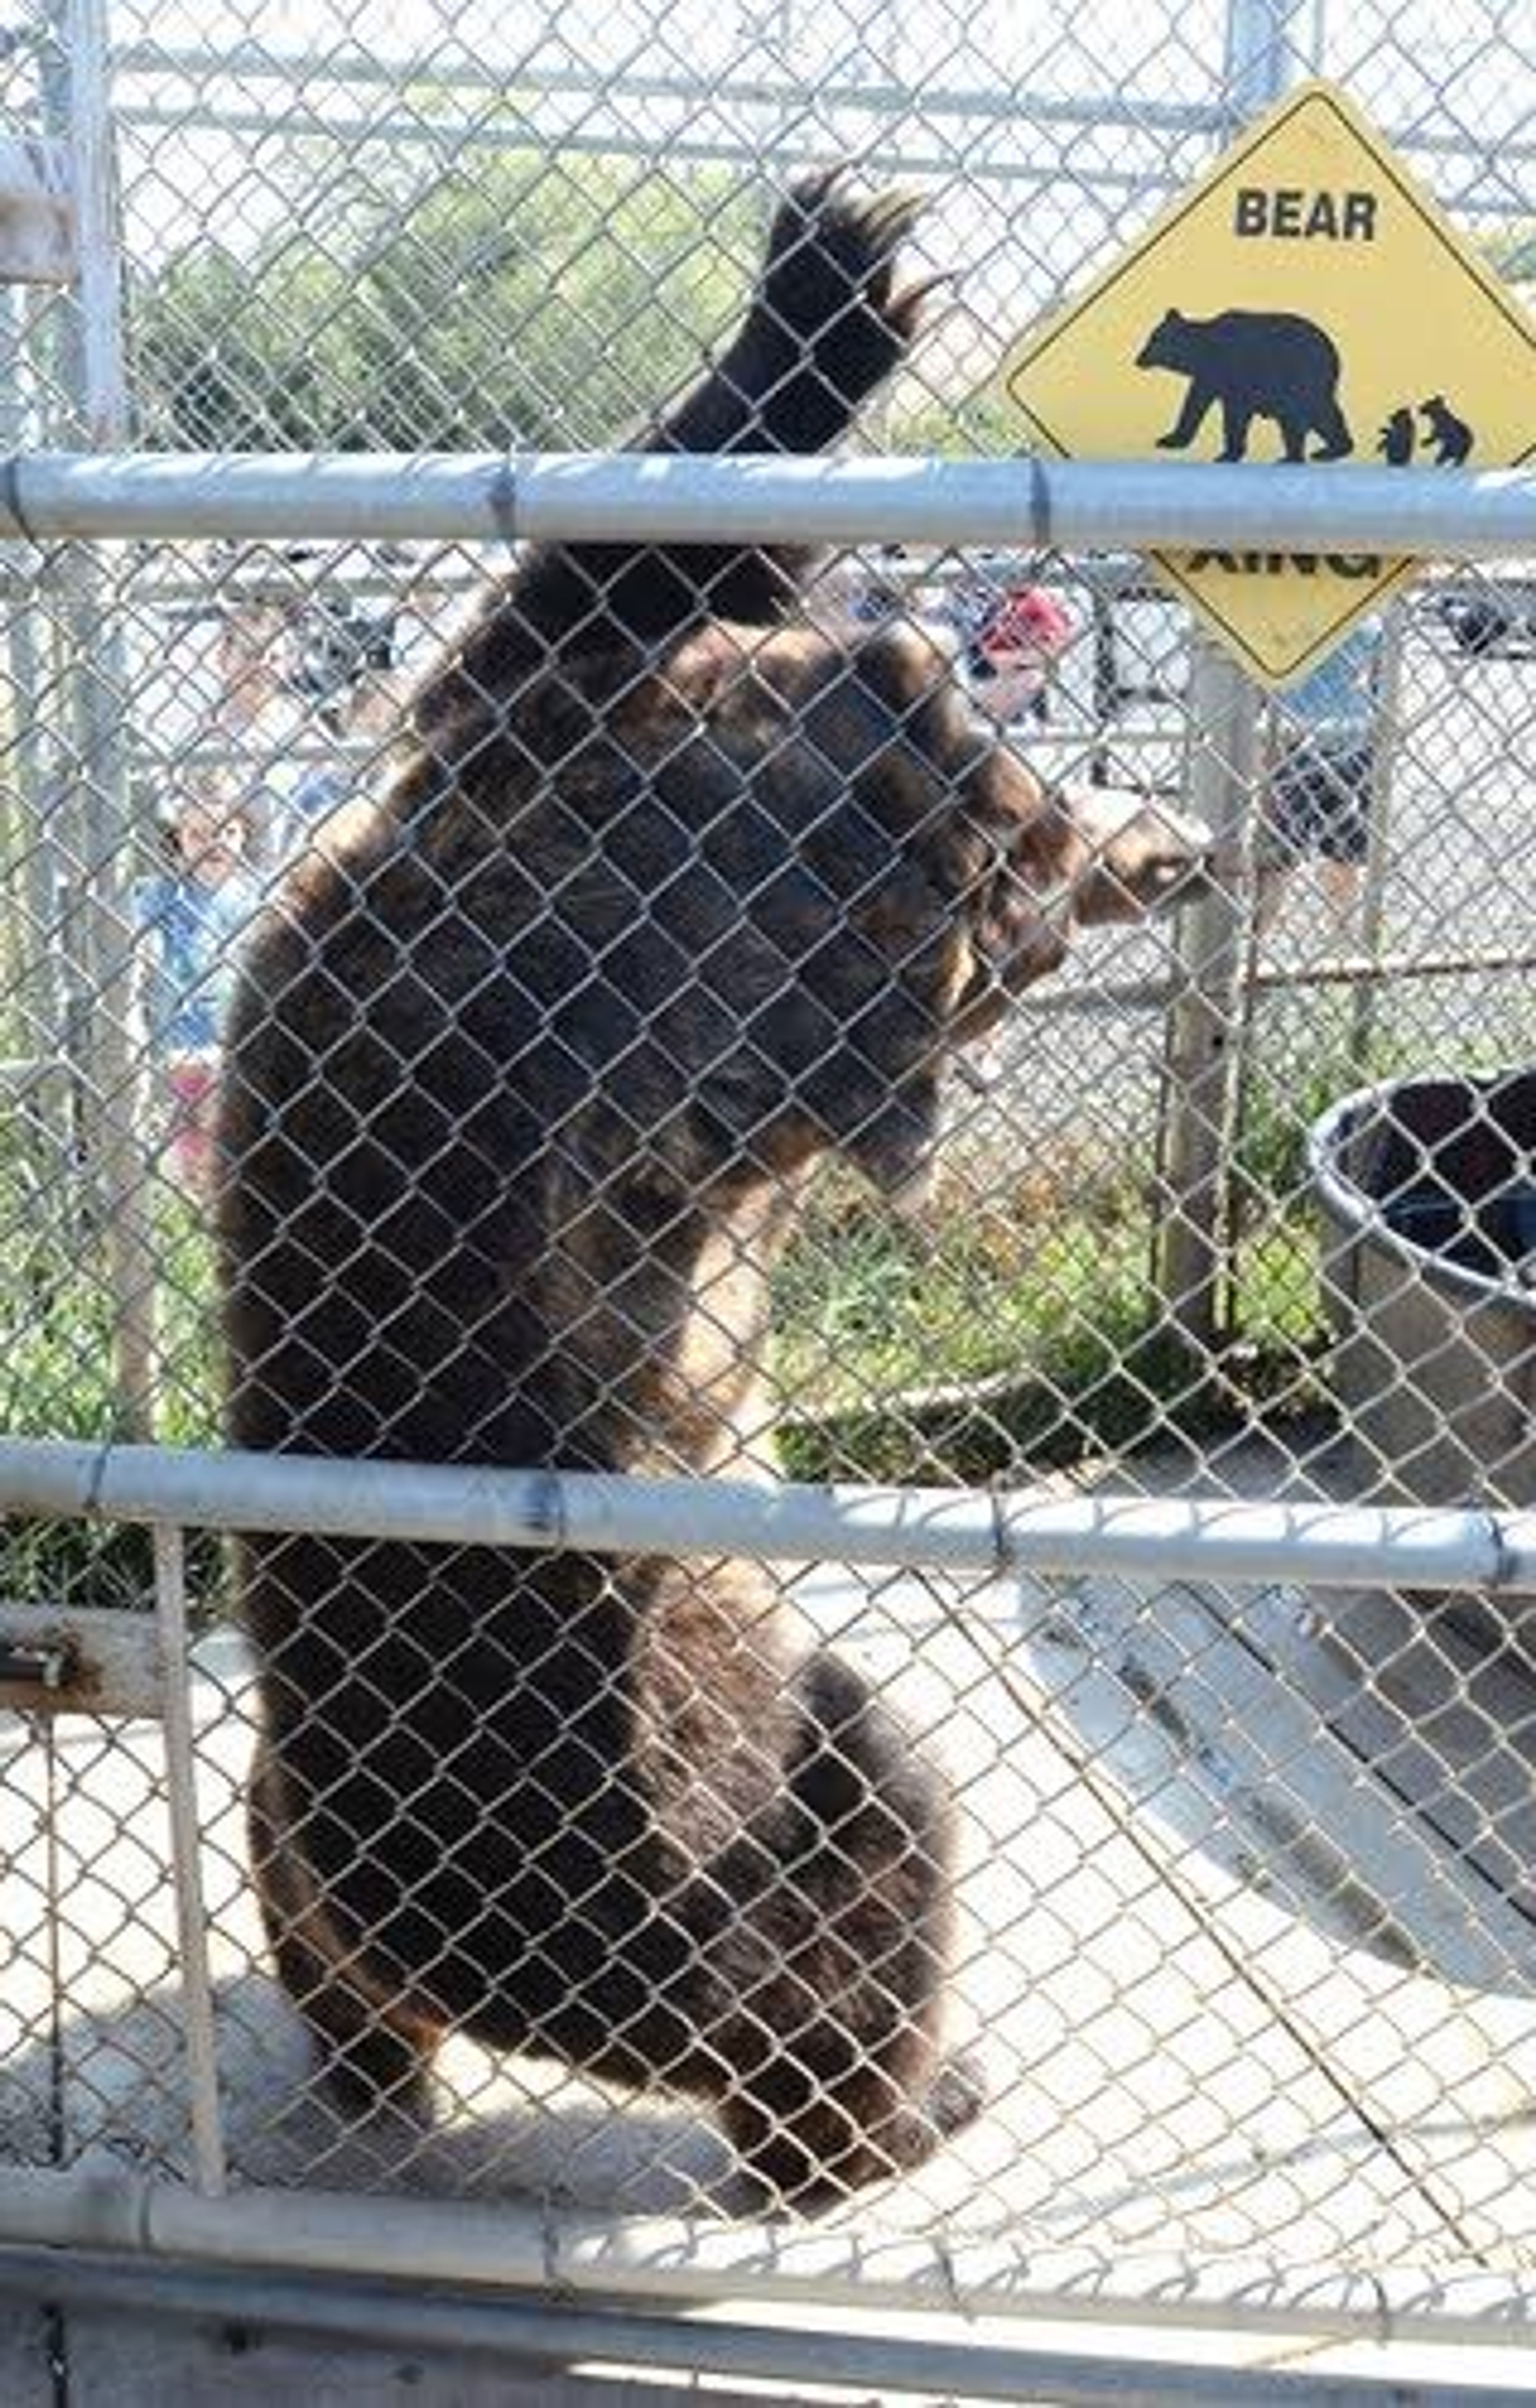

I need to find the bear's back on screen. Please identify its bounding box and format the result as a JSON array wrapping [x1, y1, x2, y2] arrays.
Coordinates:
[[1142, 307, 1340, 390]]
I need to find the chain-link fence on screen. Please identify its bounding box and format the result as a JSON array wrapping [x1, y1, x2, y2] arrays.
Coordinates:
[[2, 0, 1536, 2391]]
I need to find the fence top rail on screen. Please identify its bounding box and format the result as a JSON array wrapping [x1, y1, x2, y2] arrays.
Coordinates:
[[1, 1436, 1532, 1591], [110, 42, 1222, 130], [2, 451, 1536, 554]]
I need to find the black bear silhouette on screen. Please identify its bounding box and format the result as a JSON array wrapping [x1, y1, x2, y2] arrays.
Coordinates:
[[1136, 307, 1352, 463], [1419, 394, 1473, 466], [1376, 406, 1416, 466]]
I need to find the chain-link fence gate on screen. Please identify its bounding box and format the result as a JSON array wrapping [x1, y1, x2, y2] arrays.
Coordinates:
[[2, 0, 1536, 2394]]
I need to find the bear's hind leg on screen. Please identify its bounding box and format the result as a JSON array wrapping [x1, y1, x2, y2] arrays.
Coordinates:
[[249, 1737, 441, 2118], [722, 2028, 985, 2209], [1310, 402, 1353, 462], [1279, 411, 1310, 463], [710, 1651, 983, 2206]]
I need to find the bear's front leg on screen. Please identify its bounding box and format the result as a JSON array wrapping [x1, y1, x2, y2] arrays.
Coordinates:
[[1217, 396, 1254, 461], [1156, 381, 1213, 450]]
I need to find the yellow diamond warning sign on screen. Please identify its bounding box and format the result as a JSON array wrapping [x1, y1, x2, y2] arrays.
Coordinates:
[[1003, 80, 1536, 686]]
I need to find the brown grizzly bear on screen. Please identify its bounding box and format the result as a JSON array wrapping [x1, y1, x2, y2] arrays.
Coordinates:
[[219, 170, 1204, 2206]]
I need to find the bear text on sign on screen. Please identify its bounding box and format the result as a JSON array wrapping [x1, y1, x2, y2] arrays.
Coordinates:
[[1234, 188, 1378, 240]]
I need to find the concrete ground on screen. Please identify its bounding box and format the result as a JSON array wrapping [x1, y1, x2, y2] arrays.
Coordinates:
[[5, 1425, 1536, 2398]]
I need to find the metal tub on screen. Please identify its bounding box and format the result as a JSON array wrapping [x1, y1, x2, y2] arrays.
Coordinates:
[[1310, 1067, 1536, 1508]]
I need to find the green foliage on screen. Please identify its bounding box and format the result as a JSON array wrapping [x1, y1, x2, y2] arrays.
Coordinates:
[[895, 387, 1026, 459], [1483, 220, 1536, 284], [771, 1149, 1287, 1484], [0, 1114, 1321, 1600], [29, 1021, 1480, 1592], [0, 1151, 224, 1613], [773, 1153, 1148, 1409], [1230, 1028, 1378, 1207], [131, 156, 758, 452]]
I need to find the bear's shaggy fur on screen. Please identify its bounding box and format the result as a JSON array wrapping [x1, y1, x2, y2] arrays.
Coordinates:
[[219, 172, 1202, 2204]]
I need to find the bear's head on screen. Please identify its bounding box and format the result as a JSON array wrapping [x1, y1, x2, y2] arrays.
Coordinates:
[[1135, 309, 1189, 370], [554, 615, 1208, 1207]]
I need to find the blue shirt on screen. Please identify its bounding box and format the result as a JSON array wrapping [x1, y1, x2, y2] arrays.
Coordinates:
[[134, 872, 257, 1053], [1278, 621, 1382, 737]]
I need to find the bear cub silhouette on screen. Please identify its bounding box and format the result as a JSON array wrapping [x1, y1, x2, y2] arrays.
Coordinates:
[[1376, 406, 1415, 466], [221, 172, 1206, 2210], [1137, 306, 1352, 464], [1420, 393, 1473, 466]]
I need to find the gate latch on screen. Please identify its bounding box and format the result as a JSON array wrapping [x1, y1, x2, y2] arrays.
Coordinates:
[[0, 1639, 70, 1697]]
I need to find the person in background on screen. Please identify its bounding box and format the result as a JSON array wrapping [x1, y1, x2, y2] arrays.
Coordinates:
[[215, 597, 298, 854], [190, 594, 309, 873], [134, 781, 259, 1197], [216, 597, 290, 740], [1255, 615, 1384, 934], [281, 644, 407, 849], [966, 580, 1075, 725], [846, 544, 909, 625]]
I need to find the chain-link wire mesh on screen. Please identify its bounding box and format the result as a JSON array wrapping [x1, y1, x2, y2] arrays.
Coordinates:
[[3, 0, 1536, 2366]]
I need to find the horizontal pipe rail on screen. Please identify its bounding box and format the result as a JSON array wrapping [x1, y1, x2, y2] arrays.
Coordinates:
[[97, 110, 1534, 219], [0, 2248, 1402, 2408], [3, 2169, 1535, 2360], [108, 44, 1223, 134], [118, 106, 1131, 191], [107, 48, 1536, 187], [0, 2246, 1522, 2406], [1009, 940, 1536, 1020], [1, 1436, 1532, 1591], [3, 451, 1536, 553]]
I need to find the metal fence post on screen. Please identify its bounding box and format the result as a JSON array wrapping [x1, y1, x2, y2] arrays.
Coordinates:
[[1152, 0, 1307, 1357], [0, 291, 55, 1080], [1154, 637, 1261, 1354], [42, 0, 158, 1435], [1347, 600, 1404, 1074]]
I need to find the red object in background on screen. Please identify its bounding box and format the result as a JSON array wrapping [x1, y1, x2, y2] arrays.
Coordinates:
[[978, 584, 1074, 661]]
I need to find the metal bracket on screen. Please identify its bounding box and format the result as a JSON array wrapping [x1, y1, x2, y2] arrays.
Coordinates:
[[0, 1637, 71, 1697]]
